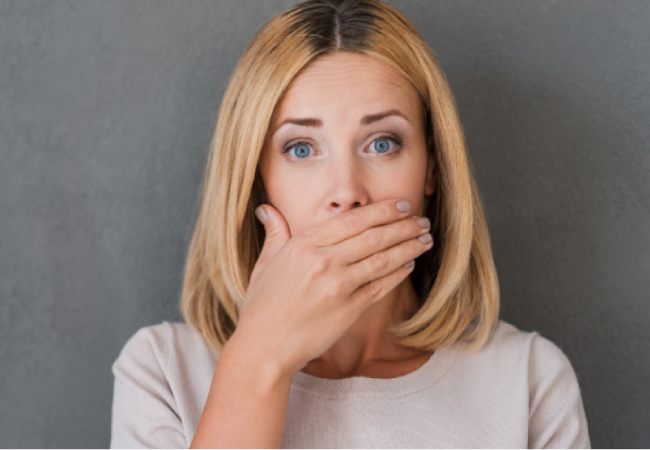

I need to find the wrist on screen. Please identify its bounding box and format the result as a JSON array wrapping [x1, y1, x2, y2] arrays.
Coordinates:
[[222, 328, 294, 390]]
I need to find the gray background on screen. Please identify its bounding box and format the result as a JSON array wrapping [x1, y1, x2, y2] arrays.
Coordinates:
[[1, 0, 648, 447]]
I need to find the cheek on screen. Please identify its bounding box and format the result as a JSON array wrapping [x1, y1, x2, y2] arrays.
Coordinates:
[[374, 158, 426, 192], [263, 166, 315, 206], [371, 160, 428, 214], [260, 170, 316, 236]]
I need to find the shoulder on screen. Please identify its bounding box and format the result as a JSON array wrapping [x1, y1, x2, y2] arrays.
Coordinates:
[[473, 319, 573, 369], [110, 321, 204, 448], [449, 319, 580, 392], [454, 320, 590, 447], [116, 320, 207, 349], [112, 321, 212, 375]]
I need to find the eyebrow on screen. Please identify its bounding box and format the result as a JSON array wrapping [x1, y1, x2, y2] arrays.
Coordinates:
[[272, 109, 410, 136]]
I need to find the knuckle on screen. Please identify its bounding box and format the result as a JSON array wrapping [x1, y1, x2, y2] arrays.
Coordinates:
[[398, 217, 419, 238], [408, 217, 422, 234], [370, 250, 389, 270], [322, 277, 343, 300], [365, 280, 383, 302], [308, 251, 331, 277], [288, 239, 335, 278], [386, 200, 400, 219], [362, 227, 382, 247]]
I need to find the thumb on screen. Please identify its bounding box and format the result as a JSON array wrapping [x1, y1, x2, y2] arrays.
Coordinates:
[[255, 204, 291, 260]]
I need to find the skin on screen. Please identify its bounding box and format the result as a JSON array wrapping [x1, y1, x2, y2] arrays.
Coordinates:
[[257, 51, 436, 379]]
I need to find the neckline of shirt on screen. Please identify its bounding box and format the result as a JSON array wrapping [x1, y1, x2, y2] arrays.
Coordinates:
[[289, 343, 459, 399]]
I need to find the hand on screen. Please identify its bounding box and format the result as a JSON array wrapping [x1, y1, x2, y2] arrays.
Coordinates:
[[232, 198, 434, 379]]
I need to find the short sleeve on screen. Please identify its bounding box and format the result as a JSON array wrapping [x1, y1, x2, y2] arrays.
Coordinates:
[[528, 334, 591, 449], [110, 325, 187, 449]]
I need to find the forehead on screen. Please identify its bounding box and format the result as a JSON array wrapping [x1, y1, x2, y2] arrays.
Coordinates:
[[272, 52, 422, 122]]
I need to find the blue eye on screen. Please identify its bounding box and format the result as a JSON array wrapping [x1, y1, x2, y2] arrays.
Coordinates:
[[372, 137, 394, 154], [289, 142, 312, 159], [366, 135, 403, 155], [282, 134, 403, 161]]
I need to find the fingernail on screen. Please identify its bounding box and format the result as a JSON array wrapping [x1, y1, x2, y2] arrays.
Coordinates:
[[418, 233, 433, 244], [416, 217, 430, 229], [396, 199, 411, 213], [403, 260, 415, 269], [255, 206, 268, 225]]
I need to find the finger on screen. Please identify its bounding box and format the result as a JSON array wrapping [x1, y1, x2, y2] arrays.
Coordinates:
[[344, 230, 433, 292], [299, 198, 413, 248], [335, 214, 430, 265], [255, 203, 291, 263], [347, 257, 417, 313]]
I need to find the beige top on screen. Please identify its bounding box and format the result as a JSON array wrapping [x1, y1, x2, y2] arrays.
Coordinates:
[[110, 319, 590, 448]]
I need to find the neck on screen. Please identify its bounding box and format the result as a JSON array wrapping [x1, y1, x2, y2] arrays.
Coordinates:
[[302, 277, 424, 377]]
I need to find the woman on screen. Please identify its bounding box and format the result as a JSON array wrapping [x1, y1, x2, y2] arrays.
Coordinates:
[[110, 0, 590, 448]]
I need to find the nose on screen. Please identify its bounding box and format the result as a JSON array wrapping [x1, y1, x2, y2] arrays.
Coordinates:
[[325, 153, 370, 214]]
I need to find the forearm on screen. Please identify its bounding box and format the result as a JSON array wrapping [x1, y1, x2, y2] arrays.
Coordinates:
[[190, 333, 293, 448]]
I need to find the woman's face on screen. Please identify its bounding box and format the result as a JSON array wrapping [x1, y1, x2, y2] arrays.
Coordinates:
[[258, 52, 435, 237]]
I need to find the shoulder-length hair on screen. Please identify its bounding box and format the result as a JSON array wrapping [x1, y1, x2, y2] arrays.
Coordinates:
[[180, 0, 500, 355]]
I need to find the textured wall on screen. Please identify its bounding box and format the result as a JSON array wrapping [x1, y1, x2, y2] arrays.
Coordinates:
[[1, 0, 648, 447]]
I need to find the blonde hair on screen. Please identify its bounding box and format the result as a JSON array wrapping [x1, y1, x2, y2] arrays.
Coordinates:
[[180, 0, 500, 355]]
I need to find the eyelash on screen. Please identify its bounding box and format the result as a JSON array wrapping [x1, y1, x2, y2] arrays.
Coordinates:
[[281, 134, 404, 161]]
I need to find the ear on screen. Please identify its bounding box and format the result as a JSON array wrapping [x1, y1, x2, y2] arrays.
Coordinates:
[[425, 151, 436, 196]]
